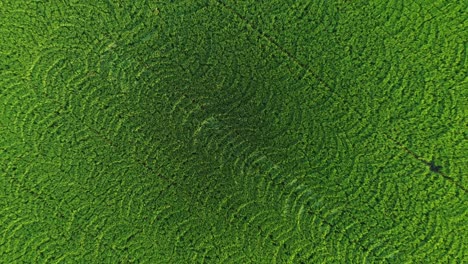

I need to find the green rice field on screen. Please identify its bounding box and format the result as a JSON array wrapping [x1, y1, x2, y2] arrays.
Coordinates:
[[0, 0, 467, 263]]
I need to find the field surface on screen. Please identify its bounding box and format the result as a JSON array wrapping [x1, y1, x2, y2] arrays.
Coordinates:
[[0, 0, 467, 263]]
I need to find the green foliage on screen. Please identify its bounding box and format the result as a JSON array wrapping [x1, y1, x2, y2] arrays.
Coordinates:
[[1, 0, 467, 263]]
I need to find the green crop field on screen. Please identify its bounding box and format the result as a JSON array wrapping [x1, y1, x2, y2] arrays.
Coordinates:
[[0, 0, 467, 263]]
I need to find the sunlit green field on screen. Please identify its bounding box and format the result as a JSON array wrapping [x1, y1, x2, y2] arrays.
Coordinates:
[[1, 0, 466, 263]]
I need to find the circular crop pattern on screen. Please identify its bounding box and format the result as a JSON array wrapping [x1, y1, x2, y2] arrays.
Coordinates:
[[0, 0, 466, 263]]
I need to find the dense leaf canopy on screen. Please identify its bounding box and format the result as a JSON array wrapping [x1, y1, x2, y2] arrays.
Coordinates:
[[1, 0, 466, 263]]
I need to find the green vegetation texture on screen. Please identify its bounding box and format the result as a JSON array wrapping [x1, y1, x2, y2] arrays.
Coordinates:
[[1, 0, 467, 263]]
